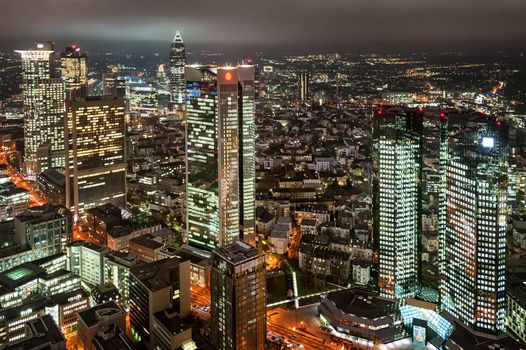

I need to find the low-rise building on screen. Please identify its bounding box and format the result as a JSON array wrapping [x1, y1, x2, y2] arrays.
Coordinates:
[[300, 219, 317, 236], [506, 276, 526, 345], [77, 301, 129, 350], [67, 241, 110, 289], [268, 226, 290, 255], [0, 184, 29, 222], [352, 259, 371, 285], [0, 314, 66, 350], [318, 288, 400, 344], [127, 234, 164, 263], [37, 169, 66, 206], [46, 288, 90, 335]]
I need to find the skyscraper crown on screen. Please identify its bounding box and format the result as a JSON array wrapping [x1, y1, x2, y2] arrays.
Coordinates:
[[173, 31, 183, 43]]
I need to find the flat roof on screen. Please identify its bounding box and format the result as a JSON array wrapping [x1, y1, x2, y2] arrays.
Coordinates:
[[213, 241, 259, 265], [326, 288, 393, 319], [0, 314, 65, 350], [0, 262, 45, 290], [130, 258, 184, 292], [77, 301, 122, 328]]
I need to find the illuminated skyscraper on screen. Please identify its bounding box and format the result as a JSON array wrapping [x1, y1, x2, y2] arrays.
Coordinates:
[[298, 71, 309, 101], [16, 42, 66, 179], [60, 45, 88, 97], [373, 106, 422, 300], [211, 241, 266, 350], [440, 112, 508, 335], [102, 72, 126, 98], [65, 96, 126, 217], [185, 65, 255, 251], [169, 31, 186, 109]]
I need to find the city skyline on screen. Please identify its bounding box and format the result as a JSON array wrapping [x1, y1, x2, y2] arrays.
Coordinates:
[[1, 1, 526, 346]]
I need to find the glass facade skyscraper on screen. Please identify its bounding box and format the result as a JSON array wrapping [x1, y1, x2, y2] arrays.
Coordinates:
[[16, 42, 66, 179], [60, 45, 88, 97], [373, 106, 422, 300], [185, 65, 255, 251], [169, 31, 186, 110], [440, 112, 508, 335]]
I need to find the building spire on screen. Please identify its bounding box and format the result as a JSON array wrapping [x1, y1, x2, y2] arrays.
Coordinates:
[[173, 31, 183, 43]]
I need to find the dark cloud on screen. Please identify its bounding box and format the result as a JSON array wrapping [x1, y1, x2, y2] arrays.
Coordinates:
[[1, 0, 526, 53]]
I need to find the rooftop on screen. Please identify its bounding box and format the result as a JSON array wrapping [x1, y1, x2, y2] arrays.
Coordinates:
[[0, 314, 65, 350], [0, 262, 45, 290], [213, 241, 260, 265], [325, 288, 393, 319], [92, 326, 133, 350], [15, 204, 71, 223], [77, 300, 123, 328], [130, 257, 184, 292], [37, 168, 65, 187], [129, 234, 163, 250]]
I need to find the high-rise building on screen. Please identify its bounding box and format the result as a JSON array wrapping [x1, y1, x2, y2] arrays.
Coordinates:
[[65, 96, 126, 217], [185, 65, 255, 251], [298, 71, 309, 101], [440, 112, 508, 336], [169, 31, 186, 109], [15, 42, 65, 179], [102, 72, 126, 98], [60, 45, 88, 97], [373, 106, 422, 300], [211, 241, 266, 350]]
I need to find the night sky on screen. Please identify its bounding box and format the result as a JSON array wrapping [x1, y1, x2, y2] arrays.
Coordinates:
[[1, 0, 526, 54]]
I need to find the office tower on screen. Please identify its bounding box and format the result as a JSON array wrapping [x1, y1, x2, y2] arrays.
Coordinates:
[[128, 258, 191, 348], [169, 31, 186, 109], [185, 65, 256, 251], [373, 106, 422, 300], [65, 96, 126, 216], [440, 112, 508, 335], [60, 45, 88, 97], [298, 71, 309, 101], [14, 204, 72, 258], [102, 72, 126, 98], [15, 42, 65, 179], [211, 241, 266, 350]]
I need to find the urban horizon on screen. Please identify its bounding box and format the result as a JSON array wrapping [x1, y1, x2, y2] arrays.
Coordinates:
[[1, 1, 526, 350]]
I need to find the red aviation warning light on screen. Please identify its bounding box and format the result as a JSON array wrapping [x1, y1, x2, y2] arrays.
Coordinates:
[[439, 112, 446, 119], [225, 71, 233, 81], [376, 109, 383, 116]]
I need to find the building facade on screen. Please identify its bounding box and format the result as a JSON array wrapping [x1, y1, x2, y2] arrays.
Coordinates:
[[60, 45, 88, 97], [373, 106, 422, 300], [440, 112, 508, 336], [169, 31, 186, 109], [14, 205, 72, 259], [210, 241, 266, 350], [185, 65, 255, 251], [15, 42, 65, 179], [65, 96, 126, 217]]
